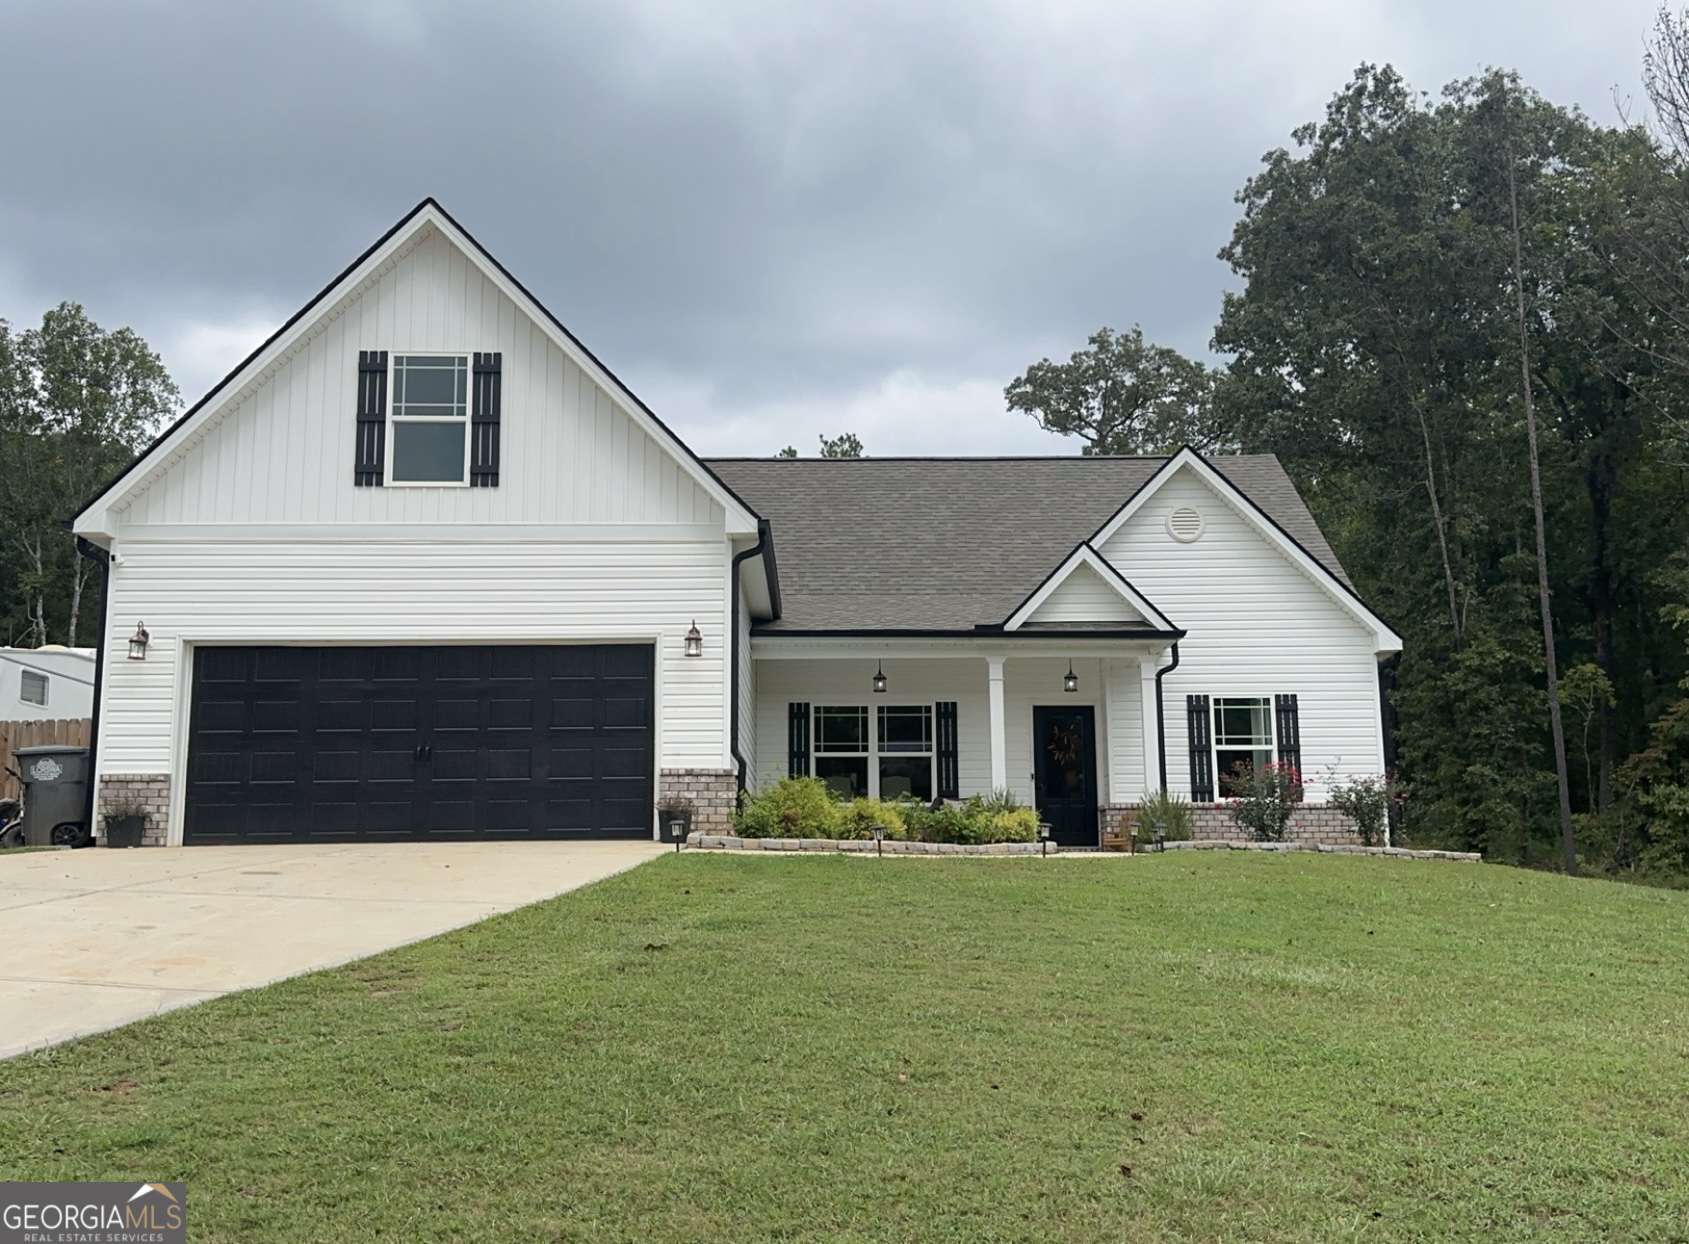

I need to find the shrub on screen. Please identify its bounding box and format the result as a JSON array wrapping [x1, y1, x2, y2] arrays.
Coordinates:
[[900, 800, 970, 843], [837, 798, 907, 841], [1327, 774, 1404, 846], [902, 797, 1040, 844], [735, 777, 840, 838], [1136, 789, 1192, 842], [1227, 761, 1304, 841], [976, 804, 1039, 843], [975, 787, 1024, 813]]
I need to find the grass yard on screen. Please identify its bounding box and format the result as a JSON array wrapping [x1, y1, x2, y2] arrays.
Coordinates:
[[3, 853, 1686, 1242]]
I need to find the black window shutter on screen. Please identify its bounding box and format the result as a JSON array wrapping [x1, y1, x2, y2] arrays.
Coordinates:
[[354, 350, 388, 486], [1275, 694, 1302, 795], [788, 702, 811, 777], [1187, 694, 1213, 801], [935, 701, 959, 799], [471, 351, 502, 487]]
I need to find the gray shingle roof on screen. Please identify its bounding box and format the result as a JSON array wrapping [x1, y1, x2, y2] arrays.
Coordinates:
[[706, 454, 1354, 632]]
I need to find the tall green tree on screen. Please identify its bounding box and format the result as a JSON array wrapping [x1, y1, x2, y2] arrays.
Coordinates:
[[1004, 326, 1224, 455], [0, 303, 177, 647]]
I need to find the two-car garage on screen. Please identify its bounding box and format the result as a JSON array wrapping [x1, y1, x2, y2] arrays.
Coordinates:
[[182, 643, 655, 844]]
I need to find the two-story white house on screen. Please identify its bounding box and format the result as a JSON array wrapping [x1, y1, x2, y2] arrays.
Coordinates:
[[72, 200, 1400, 847]]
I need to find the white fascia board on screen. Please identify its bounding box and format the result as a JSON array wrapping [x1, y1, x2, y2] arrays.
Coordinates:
[[1002, 542, 1179, 633], [1089, 447, 1404, 653], [75, 201, 760, 538], [749, 635, 1175, 661]]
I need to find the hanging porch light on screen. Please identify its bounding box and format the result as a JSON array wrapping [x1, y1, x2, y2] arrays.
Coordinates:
[[1063, 660, 1078, 693], [872, 661, 888, 694]]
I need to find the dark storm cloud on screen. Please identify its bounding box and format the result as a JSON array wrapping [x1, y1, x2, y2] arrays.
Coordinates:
[[0, 0, 1659, 452]]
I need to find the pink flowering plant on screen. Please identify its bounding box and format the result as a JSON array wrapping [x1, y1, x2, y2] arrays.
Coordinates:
[[1225, 760, 1305, 841]]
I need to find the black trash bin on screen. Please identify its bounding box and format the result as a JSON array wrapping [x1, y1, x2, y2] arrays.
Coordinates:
[[14, 745, 91, 848]]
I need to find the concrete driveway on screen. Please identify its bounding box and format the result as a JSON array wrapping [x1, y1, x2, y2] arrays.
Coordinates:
[[0, 840, 665, 1059]]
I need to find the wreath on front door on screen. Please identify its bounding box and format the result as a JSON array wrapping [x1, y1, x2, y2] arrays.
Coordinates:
[[1046, 722, 1081, 767]]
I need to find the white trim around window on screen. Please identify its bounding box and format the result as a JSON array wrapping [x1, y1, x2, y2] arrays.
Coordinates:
[[1211, 695, 1276, 796], [811, 702, 936, 800], [19, 669, 48, 707], [385, 352, 472, 487]]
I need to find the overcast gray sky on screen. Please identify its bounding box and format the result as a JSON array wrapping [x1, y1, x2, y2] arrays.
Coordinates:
[[0, 0, 1661, 455]]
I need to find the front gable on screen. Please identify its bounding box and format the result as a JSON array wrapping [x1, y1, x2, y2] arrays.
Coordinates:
[[75, 201, 758, 537], [1003, 542, 1177, 633], [1093, 450, 1401, 653]]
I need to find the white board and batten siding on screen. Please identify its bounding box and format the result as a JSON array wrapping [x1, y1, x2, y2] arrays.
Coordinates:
[[1098, 467, 1385, 801], [93, 219, 745, 817], [113, 225, 725, 530]]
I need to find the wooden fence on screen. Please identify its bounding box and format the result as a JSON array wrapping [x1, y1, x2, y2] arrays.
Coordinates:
[[0, 718, 91, 801]]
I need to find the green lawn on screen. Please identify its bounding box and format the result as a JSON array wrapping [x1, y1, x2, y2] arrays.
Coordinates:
[[4, 854, 1687, 1242]]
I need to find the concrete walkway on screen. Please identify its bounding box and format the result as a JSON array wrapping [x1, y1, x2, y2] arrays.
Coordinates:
[[0, 840, 665, 1059]]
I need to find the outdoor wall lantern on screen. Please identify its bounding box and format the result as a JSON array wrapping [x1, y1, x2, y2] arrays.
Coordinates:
[[872, 661, 887, 694], [684, 621, 703, 658], [127, 621, 150, 661], [1063, 660, 1079, 693]]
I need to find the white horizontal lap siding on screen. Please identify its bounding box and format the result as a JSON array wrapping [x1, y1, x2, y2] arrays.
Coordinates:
[[1099, 469, 1383, 800], [113, 225, 722, 529], [752, 656, 1110, 806], [95, 538, 729, 777], [1026, 564, 1142, 625], [1103, 658, 1144, 804]]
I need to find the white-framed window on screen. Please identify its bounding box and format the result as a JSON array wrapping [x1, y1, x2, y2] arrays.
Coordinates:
[[19, 669, 47, 707], [812, 703, 934, 801], [876, 704, 934, 801], [1213, 696, 1274, 795], [387, 353, 470, 485]]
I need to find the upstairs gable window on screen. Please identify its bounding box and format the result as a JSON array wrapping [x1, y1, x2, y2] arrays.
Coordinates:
[[388, 354, 469, 485]]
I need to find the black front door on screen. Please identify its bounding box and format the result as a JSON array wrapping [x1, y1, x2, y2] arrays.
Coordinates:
[[1032, 705, 1098, 848]]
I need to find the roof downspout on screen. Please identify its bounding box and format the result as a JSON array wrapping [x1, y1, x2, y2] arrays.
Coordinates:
[[73, 537, 110, 836], [1154, 641, 1181, 794], [729, 519, 772, 792]]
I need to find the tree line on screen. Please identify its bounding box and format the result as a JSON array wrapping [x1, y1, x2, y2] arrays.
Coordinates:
[[1006, 14, 1689, 882], [0, 304, 177, 648]]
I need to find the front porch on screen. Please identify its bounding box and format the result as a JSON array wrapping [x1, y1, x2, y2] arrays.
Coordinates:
[[750, 639, 1174, 848]]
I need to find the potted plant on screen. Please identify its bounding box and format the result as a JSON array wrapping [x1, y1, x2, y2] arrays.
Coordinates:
[[658, 793, 694, 844], [103, 799, 147, 848]]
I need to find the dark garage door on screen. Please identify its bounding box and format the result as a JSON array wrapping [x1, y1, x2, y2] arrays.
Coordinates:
[[184, 644, 654, 844]]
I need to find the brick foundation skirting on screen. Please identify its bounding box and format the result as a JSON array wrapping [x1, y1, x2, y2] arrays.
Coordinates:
[[1102, 801, 1364, 847], [98, 774, 170, 846], [660, 768, 738, 836]]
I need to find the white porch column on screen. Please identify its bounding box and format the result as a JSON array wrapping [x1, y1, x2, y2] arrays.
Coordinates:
[[987, 655, 1007, 792], [1139, 653, 1162, 798]]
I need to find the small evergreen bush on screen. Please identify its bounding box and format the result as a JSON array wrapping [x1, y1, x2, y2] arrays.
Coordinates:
[[735, 777, 841, 838], [837, 798, 907, 840]]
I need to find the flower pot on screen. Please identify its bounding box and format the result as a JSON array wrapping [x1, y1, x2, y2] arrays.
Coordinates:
[[104, 815, 144, 848], [662, 810, 693, 844]]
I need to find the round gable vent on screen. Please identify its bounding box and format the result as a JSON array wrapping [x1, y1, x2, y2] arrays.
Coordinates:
[[1166, 506, 1204, 543]]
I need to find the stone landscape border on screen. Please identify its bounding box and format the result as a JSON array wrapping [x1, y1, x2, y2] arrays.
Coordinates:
[[685, 835, 1480, 862]]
